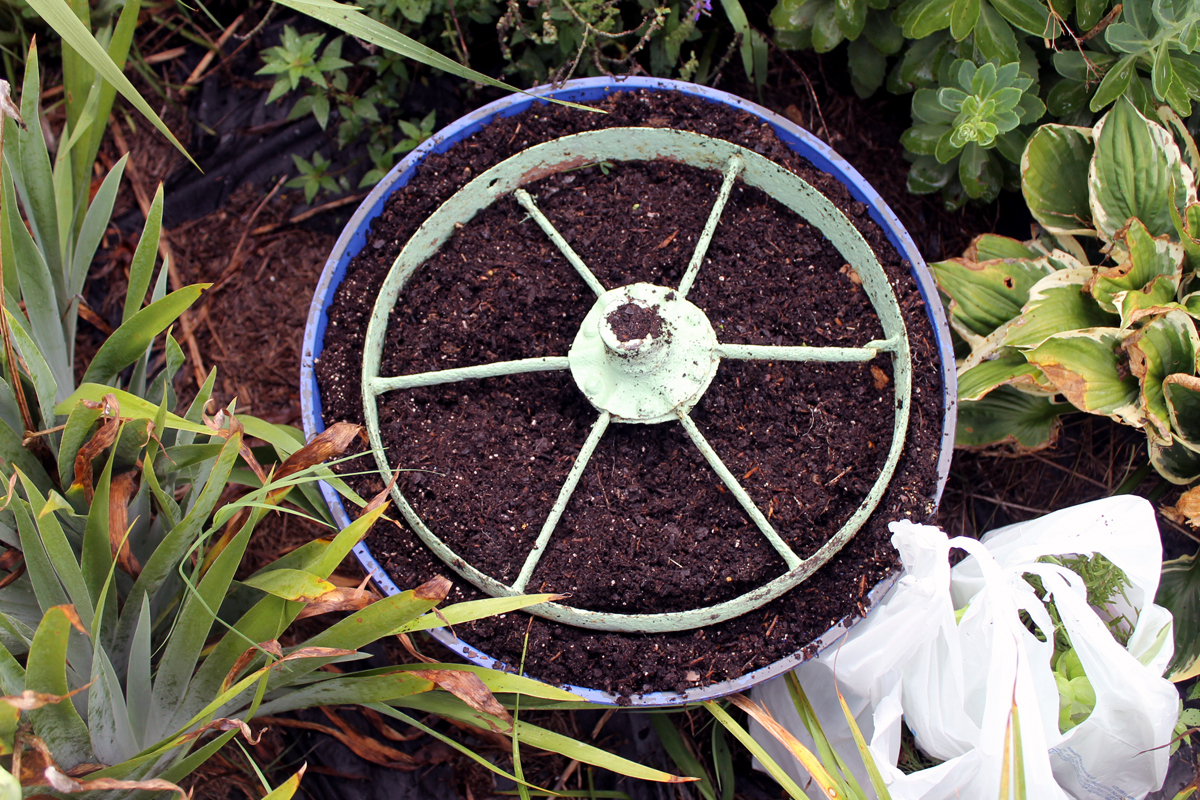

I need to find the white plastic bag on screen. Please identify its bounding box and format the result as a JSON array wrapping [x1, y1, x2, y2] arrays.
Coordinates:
[[750, 496, 1178, 800]]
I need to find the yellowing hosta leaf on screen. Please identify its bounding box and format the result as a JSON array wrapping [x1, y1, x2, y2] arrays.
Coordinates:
[[1022, 123, 1095, 235], [242, 569, 337, 603], [1165, 373, 1200, 446], [1026, 328, 1140, 423], [956, 386, 1067, 450], [932, 252, 1054, 341], [1090, 220, 1184, 314], [1150, 436, 1200, 485], [957, 349, 1053, 401], [1116, 287, 1181, 328], [1002, 269, 1118, 350], [1089, 98, 1196, 243], [1123, 310, 1200, 440]]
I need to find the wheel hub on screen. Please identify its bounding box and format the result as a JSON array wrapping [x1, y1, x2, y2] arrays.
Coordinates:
[[569, 283, 719, 423]]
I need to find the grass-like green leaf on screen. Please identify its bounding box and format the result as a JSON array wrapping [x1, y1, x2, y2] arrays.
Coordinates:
[[396, 593, 563, 633], [25, 605, 94, 769], [70, 154, 127, 300], [124, 183, 163, 324], [23, 0, 195, 167], [81, 284, 209, 386], [405, 692, 697, 784], [650, 714, 717, 800], [701, 699, 811, 799]]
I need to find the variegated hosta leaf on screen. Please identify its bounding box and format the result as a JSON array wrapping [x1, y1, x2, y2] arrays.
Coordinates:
[[1171, 201, 1200, 274], [931, 250, 1055, 342], [1123, 310, 1200, 441], [957, 349, 1054, 401], [1000, 268, 1118, 350], [1088, 97, 1197, 244], [1025, 328, 1141, 425], [966, 233, 1043, 261], [1089, 219, 1185, 316], [1022, 123, 1095, 236], [1185, 292, 1200, 317], [1164, 373, 1200, 446], [1149, 436, 1200, 485], [956, 386, 1068, 450], [1157, 550, 1200, 678]]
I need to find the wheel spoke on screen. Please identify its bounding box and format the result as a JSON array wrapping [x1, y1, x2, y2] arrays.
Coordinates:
[[514, 189, 606, 298], [676, 411, 801, 570], [677, 155, 745, 299], [368, 356, 569, 395], [511, 411, 611, 593], [718, 337, 903, 364]]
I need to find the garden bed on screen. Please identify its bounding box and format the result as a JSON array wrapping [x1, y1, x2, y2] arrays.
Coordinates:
[[314, 88, 944, 698]]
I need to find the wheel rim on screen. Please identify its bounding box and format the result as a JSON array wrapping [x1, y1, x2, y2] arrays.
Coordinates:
[[361, 127, 913, 633]]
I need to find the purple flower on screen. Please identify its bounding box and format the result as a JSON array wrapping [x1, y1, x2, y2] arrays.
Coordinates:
[[690, 0, 712, 22]]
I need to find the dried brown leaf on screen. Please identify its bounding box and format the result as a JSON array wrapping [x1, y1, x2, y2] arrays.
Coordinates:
[[0, 684, 90, 712], [728, 694, 838, 798], [362, 466, 401, 515], [295, 585, 380, 620], [222, 640, 284, 694], [108, 470, 142, 577], [0, 81, 24, 129], [204, 412, 267, 484], [360, 707, 424, 743], [1165, 485, 1200, 529], [72, 395, 121, 503], [411, 669, 511, 724], [397, 633, 438, 665], [44, 767, 190, 798], [270, 423, 364, 501], [258, 715, 423, 770], [413, 575, 452, 602], [173, 717, 262, 747], [55, 605, 88, 636]]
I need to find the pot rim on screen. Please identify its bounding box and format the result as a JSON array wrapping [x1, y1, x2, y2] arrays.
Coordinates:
[[300, 75, 957, 707]]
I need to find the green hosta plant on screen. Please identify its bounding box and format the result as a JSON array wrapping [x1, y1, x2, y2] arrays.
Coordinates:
[[934, 97, 1200, 483], [903, 59, 1044, 203]]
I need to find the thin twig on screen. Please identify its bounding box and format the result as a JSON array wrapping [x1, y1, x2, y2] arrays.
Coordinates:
[[250, 192, 367, 235], [217, 174, 287, 286], [184, 14, 244, 87]]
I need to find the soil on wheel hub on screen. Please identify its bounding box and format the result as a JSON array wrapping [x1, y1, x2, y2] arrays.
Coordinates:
[[315, 90, 944, 699]]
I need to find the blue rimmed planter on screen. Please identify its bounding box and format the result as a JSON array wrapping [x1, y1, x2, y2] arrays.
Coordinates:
[[300, 76, 957, 707]]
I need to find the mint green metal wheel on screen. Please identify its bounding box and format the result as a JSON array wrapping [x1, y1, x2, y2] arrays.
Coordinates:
[[361, 127, 912, 634]]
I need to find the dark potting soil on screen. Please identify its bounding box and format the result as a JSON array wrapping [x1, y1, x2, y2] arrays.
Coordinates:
[[315, 89, 943, 698]]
